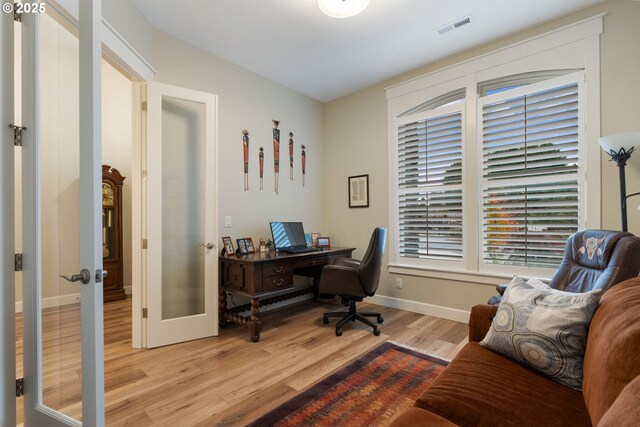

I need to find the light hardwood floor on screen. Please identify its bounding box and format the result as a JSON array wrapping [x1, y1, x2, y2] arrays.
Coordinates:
[[16, 297, 468, 426]]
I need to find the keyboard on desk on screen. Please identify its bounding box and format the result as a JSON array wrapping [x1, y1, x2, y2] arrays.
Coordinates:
[[282, 247, 321, 254]]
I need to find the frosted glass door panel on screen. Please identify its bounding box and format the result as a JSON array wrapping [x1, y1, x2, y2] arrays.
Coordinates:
[[161, 97, 206, 320]]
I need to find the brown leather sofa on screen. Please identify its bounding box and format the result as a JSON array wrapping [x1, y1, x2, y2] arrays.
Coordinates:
[[390, 277, 640, 427]]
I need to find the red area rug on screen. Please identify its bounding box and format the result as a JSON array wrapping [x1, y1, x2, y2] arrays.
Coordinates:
[[248, 341, 448, 427]]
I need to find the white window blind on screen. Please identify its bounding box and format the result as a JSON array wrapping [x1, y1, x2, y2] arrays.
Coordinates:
[[480, 77, 581, 269], [397, 106, 463, 260]]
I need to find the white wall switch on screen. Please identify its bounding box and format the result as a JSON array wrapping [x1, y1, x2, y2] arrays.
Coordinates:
[[395, 278, 403, 289], [225, 216, 232, 227]]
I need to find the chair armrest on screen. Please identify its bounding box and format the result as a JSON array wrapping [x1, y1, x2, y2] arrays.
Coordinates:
[[468, 304, 498, 342], [334, 257, 361, 269], [496, 284, 509, 296], [318, 265, 364, 296]]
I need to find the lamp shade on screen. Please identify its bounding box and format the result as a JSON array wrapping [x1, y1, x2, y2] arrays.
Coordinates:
[[598, 131, 640, 155], [317, 0, 371, 18]]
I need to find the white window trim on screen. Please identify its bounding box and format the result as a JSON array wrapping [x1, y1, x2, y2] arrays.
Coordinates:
[[387, 15, 602, 282]]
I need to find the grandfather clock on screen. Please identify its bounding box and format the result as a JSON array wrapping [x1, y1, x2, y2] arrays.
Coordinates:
[[102, 165, 127, 302]]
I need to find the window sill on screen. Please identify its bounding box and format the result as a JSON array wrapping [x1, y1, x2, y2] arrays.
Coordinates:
[[387, 264, 551, 286]]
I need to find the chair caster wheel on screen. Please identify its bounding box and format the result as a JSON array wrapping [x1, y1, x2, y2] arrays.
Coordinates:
[[335, 328, 342, 337], [373, 328, 381, 336], [322, 317, 329, 324], [377, 316, 384, 324]]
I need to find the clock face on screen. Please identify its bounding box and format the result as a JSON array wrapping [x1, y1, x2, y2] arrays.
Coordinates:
[[102, 183, 114, 206]]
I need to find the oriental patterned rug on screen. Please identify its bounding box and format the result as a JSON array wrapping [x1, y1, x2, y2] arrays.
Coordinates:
[[248, 341, 448, 427]]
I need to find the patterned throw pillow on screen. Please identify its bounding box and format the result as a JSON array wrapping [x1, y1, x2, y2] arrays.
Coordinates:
[[480, 278, 602, 390]]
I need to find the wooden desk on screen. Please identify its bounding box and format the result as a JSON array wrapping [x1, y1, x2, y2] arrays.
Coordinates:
[[219, 247, 355, 342]]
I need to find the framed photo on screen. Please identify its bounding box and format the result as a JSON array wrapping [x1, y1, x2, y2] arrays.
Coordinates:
[[236, 238, 249, 255], [305, 233, 312, 247], [311, 233, 321, 247], [349, 174, 369, 208], [317, 236, 331, 249], [244, 237, 255, 253], [221, 236, 235, 256]]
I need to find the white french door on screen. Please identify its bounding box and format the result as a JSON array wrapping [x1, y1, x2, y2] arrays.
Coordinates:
[[144, 82, 219, 348], [19, 1, 105, 426]]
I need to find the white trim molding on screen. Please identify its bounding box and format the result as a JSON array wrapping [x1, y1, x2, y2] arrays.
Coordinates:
[[368, 294, 470, 324]]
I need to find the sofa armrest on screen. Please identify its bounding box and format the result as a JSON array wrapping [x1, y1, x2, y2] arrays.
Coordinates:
[[496, 284, 509, 296], [468, 304, 498, 342]]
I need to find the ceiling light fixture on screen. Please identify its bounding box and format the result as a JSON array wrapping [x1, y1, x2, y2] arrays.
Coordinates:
[[317, 0, 371, 18]]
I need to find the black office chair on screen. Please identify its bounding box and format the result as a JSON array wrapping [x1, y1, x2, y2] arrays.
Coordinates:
[[318, 227, 387, 336]]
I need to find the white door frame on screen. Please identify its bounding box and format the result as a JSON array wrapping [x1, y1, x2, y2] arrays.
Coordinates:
[[0, 11, 16, 427]]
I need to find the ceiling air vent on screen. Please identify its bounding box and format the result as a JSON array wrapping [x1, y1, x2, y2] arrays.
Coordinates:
[[437, 15, 472, 36]]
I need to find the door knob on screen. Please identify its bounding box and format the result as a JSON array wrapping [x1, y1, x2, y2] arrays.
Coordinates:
[[200, 242, 215, 250], [60, 269, 91, 285]]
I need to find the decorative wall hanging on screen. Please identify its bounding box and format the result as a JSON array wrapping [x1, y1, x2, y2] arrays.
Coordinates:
[[289, 132, 294, 181], [273, 119, 280, 193], [349, 174, 369, 208], [259, 147, 264, 190], [242, 129, 250, 191], [301, 144, 306, 187]]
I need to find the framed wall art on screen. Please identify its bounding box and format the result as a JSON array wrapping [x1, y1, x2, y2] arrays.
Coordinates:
[[349, 174, 369, 208]]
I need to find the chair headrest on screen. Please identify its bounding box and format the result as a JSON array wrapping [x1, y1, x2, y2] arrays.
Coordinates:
[[568, 230, 633, 269]]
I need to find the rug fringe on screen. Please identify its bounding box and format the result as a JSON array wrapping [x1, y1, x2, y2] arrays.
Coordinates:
[[387, 340, 452, 362]]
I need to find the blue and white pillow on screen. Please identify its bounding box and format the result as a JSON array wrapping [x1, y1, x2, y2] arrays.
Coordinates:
[[480, 277, 602, 390]]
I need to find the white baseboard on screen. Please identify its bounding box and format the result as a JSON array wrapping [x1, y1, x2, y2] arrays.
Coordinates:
[[15, 285, 133, 313], [367, 294, 470, 324]]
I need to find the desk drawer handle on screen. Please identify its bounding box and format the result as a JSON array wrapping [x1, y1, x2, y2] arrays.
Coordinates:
[[274, 278, 284, 287], [273, 265, 284, 273]]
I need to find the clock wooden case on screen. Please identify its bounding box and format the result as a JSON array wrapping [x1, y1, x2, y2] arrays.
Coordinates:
[[102, 164, 127, 302]]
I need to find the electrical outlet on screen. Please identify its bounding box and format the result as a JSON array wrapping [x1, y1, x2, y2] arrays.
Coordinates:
[[225, 216, 232, 227], [395, 278, 403, 289]]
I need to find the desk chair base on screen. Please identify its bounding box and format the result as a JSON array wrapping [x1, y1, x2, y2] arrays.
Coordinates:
[[323, 301, 383, 336]]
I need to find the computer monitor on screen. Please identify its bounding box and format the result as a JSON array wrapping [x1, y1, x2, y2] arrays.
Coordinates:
[[270, 222, 307, 252]]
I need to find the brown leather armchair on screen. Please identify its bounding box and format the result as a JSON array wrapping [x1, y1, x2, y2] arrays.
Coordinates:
[[488, 229, 640, 304], [319, 227, 387, 336]]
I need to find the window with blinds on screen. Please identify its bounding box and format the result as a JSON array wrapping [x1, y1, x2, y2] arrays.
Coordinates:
[[480, 76, 581, 268], [397, 106, 464, 261]]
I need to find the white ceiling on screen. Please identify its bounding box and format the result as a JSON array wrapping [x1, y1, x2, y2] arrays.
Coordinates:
[[130, 0, 603, 102]]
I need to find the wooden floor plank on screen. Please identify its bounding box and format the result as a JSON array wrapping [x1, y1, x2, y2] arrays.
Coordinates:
[[16, 297, 468, 426]]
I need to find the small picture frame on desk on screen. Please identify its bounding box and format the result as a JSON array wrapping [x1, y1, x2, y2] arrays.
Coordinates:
[[311, 233, 320, 247], [317, 237, 331, 249], [245, 237, 256, 253], [236, 238, 249, 255], [305, 233, 312, 247], [221, 236, 235, 257]]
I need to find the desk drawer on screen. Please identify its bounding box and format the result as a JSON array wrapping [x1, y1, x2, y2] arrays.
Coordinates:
[[262, 274, 293, 292], [292, 257, 329, 269], [223, 263, 245, 290], [262, 262, 291, 278]]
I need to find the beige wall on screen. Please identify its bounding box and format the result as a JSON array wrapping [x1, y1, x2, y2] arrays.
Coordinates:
[[324, 0, 640, 312], [102, 61, 134, 295], [151, 31, 326, 256], [102, 0, 154, 65]]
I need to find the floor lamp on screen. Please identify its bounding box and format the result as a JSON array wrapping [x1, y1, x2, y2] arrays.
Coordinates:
[[598, 132, 640, 232]]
